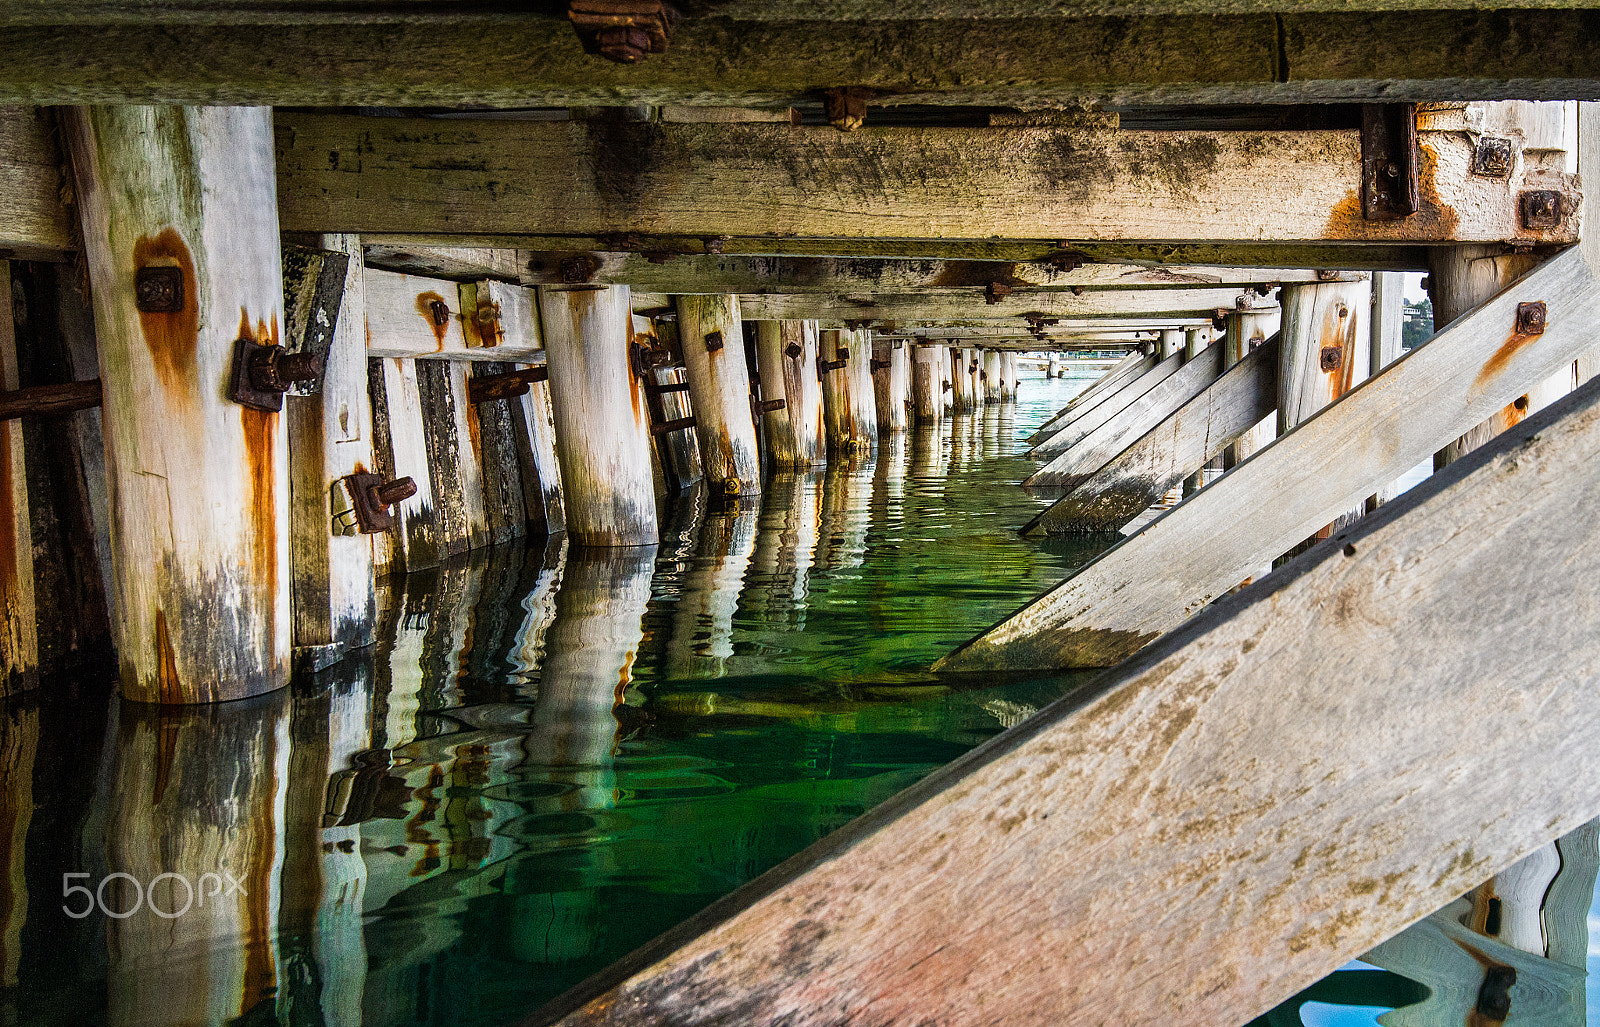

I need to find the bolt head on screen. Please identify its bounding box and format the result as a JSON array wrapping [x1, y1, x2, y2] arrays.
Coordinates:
[[134, 266, 184, 313], [1515, 301, 1548, 335], [596, 26, 651, 62]]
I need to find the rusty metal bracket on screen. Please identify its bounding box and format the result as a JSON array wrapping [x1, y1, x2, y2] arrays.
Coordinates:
[[1472, 137, 1514, 178], [1516, 301, 1547, 336], [467, 366, 549, 405], [651, 415, 696, 435], [1520, 191, 1563, 231], [1359, 103, 1419, 222], [134, 265, 183, 313], [568, 0, 678, 64], [332, 472, 416, 535], [229, 337, 319, 413], [1319, 345, 1344, 372], [750, 396, 786, 421], [630, 341, 664, 378], [823, 87, 874, 132]]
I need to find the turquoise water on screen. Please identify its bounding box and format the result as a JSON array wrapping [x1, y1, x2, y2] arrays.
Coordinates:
[[3, 365, 1597, 1027]]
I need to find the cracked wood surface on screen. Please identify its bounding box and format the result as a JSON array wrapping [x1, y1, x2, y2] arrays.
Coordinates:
[[525, 368, 1600, 1027]]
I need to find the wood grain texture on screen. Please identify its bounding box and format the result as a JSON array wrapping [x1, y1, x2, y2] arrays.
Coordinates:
[[0, 108, 70, 256], [275, 115, 1581, 246], [365, 268, 545, 361], [872, 340, 910, 433], [1223, 308, 1282, 469], [676, 294, 761, 495], [1278, 279, 1371, 434], [415, 359, 489, 556], [1030, 351, 1187, 459], [287, 233, 375, 656], [738, 287, 1255, 323], [510, 371, 566, 537], [941, 244, 1600, 671], [845, 329, 879, 450], [533, 373, 1600, 1027], [539, 286, 656, 547], [0, 274, 33, 695], [753, 321, 802, 469], [66, 105, 288, 704], [1024, 336, 1279, 535], [369, 356, 441, 574], [5, 13, 1600, 107], [952, 346, 978, 412], [1025, 342, 1224, 489], [470, 362, 528, 545], [1025, 352, 1150, 443]]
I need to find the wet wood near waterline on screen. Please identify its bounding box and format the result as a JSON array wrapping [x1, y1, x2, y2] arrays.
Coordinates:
[[65, 105, 289, 704], [873, 341, 910, 433], [912, 345, 942, 424], [368, 356, 442, 575], [1023, 335, 1280, 536], [415, 359, 491, 556], [675, 295, 762, 497], [845, 329, 880, 447], [819, 329, 867, 456], [274, 115, 1580, 247], [1030, 351, 1188, 459], [1025, 342, 1225, 490], [942, 244, 1600, 671], [531, 375, 1600, 1027], [471, 362, 530, 546]]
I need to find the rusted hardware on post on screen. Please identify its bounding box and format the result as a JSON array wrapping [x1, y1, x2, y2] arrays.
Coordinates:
[[1520, 191, 1563, 231], [1212, 309, 1229, 330], [1319, 345, 1344, 372], [559, 255, 600, 284], [870, 357, 891, 372], [750, 396, 787, 420], [229, 337, 320, 412], [1472, 136, 1514, 178], [843, 318, 873, 332], [704, 330, 724, 353], [817, 348, 848, 378], [652, 415, 696, 435], [784, 342, 804, 359], [943, 381, 953, 393], [630, 340, 667, 378], [1359, 103, 1419, 221], [969, 360, 979, 373], [1516, 301, 1548, 336], [985, 282, 1012, 305], [823, 87, 874, 132], [467, 366, 549, 405], [332, 472, 416, 535], [652, 380, 690, 394], [720, 477, 744, 497], [134, 265, 183, 313], [568, 0, 678, 64], [1041, 251, 1086, 275], [427, 298, 450, 328], [0, 379, 102, 421]]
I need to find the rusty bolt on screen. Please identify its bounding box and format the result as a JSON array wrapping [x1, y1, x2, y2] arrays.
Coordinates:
[[1319, 345, 1344, 372], [985, 282, 1012, 305], [134, 266, 183, 313], [1520, 190, 1563, 231], [784, 342, 803, 359], [250, 345, 320, 393], [823, 87, 873, 132], [595, 25, 652, 62], [1337, 304, 1349, 319], [559, 255, 599, 284], [1316, 269, 1341, 282], [428, 299, 450, 327], [721, 477, 742, 496], [704, 330, 724, 353], [371, 477, 418, 508], [1513, 395, 1530, 412], [1515, 301, 1547, 335], [1472, 137, 1514, 178]]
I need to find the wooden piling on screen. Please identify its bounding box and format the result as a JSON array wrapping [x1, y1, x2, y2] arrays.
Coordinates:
[[675, 294, 762, 497], [368, 356, 442, 575], [846, 328, 879, 448], [982, 349, 1002, 402], [0, 272, 34, 695], [538, 285, 657, 546], [1222, 308, 1282, 470], [820, 328, 871, 456], [755, 320, 804, 468], [65, 106, 289, 704], [286, 235, 377, 666], [509, 361, 566, 536], [872, 339, 908, 433], [912, 345, 942, 424], [415, 359, 492, 555]]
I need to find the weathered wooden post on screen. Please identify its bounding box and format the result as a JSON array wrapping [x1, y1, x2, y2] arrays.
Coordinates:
[[963, 347, 984, 411], [983, 349, 1003, 402], [1182, 327, 1215, 496], [285, 235, 376, 669], [871, 339, 908, 433], [675, 294, 761, 498], [1046, 353, 1060, 379], [755, 320, 804, 469], [895, 342, 914, 421], [1160, 329, 1183, 360], [1005, 352, 1020, 398], [538, 285, 657, 546], [912, 345, 942, 424], [1223, 308, 1282, 470], [66, 106, 289, 704], [941, 344, 956, 411], [0, 273, 34, 695], [782, 320, 826, 464], [846, 328, 880, 448]]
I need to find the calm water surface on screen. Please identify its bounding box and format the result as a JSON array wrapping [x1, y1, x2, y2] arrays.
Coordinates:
[[3, 367, 1597, 1027]]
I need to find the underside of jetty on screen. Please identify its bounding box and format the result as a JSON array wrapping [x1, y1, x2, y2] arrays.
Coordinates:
[[1, 2, 1599, 1025]]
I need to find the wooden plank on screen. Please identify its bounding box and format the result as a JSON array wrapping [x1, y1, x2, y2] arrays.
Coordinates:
[[738, 287, 1258, 323], [1029, 351, 1186, 459], [365, 268, 546, 361], [287, 233, 376, 659], [520, 253, 1361, 294], [7, 13, 1600, 107], [66, 105, 288, 704], [0, 108, 70, 257], [415, 359, 490, 556], [510, 369, 565, 536], [469, 362, 529, 545], [362, 244, 522, 283], [274, 114, 1581, 246], [368, 356, 442, 574], [1025, 342, 1224, 489], [1024, 352, 1151, 444], [532, 374, 1600, 1027], [941, 245, 1600, 671], [1023, 335, 1279, 535], [0, 272, 33, 695]]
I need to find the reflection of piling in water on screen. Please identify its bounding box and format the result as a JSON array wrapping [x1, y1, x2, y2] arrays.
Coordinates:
[[816, 457, 875, 573], [981, 403, 1004, 460], [668, 502, 759, 679], [508, 535, 568, 696], [911, 423, 948, 481], [102, 692, 290, 1026], [0, 702, 37, 993], [745, 471, 823, 629]]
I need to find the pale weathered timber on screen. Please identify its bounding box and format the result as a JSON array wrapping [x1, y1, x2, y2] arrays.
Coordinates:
[[738, 287, 1256, 324], [1158, 329, 1183, 359], [415, 359, 491, 556], [286, 233, 375, 660], [0, 107, 70, 258], [1003, 352, 1019, 398], [470, 362, 530, 545], [982, 350, 1002, 402], [893, 343, 913, 425], [819, 329, 860, 456], [539, 285, 656, 547], [1278, 279, 1371, 434], [773, 321, 824, 466], [6, 12, 1600, 111], [845, 329, 879, 449], [754, 321, 802, 469], [1023, 335, 1280, 535], [872, 340, 908, 433], [952, 345, 976, 412], [912, 345, 942, 424], [362, 244, 523, 283], [368, 356, 441, 575], [1222, 307, 1283, 469], [518, 254, 1363, 295], [365, 268, 546, 362], [676, 294, 761, 496], [1025, 342, 1224, 489], [1025, 352, 1152, 444], [534, 374, 1600, 1027], [940, 244, 1600, 671], [510, 363, 566, 536], [275, 115, 1581, 247], [66, 105, 288, 704], [1030, 351, 1188, 459], [0, 273, 33, 695]]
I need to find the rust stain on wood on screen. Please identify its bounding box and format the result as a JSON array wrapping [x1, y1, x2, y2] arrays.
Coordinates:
[[1474, 328, 1542, 392], [1324, 143, 1459, 241], [0, 423, 15, 626], [133, 228, 200, 405], [240, 711, 280, 1015], [239, 309, 281, 646], [415, 291, 450, 351], [153, 608, 180, 706]]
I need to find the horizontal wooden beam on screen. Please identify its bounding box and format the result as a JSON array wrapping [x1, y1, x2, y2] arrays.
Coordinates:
[[0, 107, 72, 256], [1024, 335, 1280, 534], [1031, 352, 1189, 458], [3, 13, 1600, 107], [275, 114, 1579, 247], [738, 288, 1263, 323], [365, 269, 546, 361], [530, 371, 1600, 1027], [939, 244, 1600, 671]]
